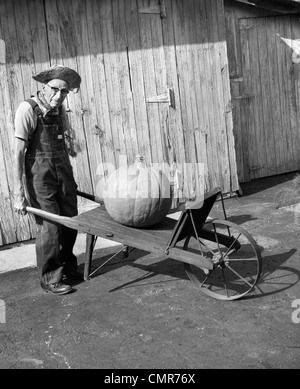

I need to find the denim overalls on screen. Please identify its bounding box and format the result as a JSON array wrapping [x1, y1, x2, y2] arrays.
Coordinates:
[[25, 99, 78, 284]]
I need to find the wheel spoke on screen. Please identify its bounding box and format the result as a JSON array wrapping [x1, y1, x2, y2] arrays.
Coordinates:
[[213, 223, 222, 255], [226, 265, 254, 287], [222, 268, 229, 298], [198, 239, 216, 256], [224, 233, 241, 257], [226, 248, 237, 257], [199, 267, 217, 287], [226, 257, 258, 262]]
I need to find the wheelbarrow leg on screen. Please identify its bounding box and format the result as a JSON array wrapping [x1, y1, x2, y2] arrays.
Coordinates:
[[84, 233, 96, 281], [122, 245, 129, 258]]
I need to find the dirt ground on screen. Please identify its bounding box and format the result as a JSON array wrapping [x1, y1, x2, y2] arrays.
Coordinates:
[[0, 172, 300, 370]]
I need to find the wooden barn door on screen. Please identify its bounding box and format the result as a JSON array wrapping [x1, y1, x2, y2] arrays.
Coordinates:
[[78, 0, 236, 202], [234, 15, 300, 181]]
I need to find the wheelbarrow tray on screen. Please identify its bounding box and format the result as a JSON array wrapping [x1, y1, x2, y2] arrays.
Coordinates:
[[26, 188, 222, 279]]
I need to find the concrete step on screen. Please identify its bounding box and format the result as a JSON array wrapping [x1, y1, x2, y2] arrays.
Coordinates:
[[0, 233, 120, 274]]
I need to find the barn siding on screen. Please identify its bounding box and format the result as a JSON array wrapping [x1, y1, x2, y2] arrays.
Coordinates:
[[225, 0, 300, 182], [0, 0, 238, 245]]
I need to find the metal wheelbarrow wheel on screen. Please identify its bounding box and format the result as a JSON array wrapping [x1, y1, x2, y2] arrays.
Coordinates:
[[183, 219, 262, 301]]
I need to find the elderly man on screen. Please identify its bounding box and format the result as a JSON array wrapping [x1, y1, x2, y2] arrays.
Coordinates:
[[13, 65, 82, 295]]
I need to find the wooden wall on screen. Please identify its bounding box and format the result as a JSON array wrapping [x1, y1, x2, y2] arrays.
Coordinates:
[[225, 0, 300, 182], [0, 0, 238, 245]]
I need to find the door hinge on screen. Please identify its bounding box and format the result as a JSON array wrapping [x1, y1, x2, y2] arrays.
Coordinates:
[[230, 77, 244, 83], [249, 165, 264, 172], [138, 0, 167, 18], [239, 19, 254, 30], [147, 88, 175, 109], [233, 94, 255, 100]]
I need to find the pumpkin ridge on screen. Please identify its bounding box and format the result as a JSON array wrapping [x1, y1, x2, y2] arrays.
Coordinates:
[[103, 157, 172, 227]]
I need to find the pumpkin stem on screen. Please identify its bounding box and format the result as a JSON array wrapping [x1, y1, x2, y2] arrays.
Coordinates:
[[135, 154, 146, 166]]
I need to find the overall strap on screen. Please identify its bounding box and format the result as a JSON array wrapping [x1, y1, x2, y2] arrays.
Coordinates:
[[25, 98, 43, 117]]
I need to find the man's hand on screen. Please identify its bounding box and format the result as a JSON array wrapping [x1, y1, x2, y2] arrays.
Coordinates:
[[13, 193, 28, 215]]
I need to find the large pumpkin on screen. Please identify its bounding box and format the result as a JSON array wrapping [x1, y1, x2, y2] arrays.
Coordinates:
[[103, 156, 173, 227]]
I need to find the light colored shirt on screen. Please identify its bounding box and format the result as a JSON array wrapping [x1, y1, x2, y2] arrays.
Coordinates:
[[14, 96, 68, 141]]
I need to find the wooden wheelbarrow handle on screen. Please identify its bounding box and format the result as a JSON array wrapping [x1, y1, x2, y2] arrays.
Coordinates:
[[26, 190, 104, 230], [25, 206, 80, 230], [76, 190, 104, 205]]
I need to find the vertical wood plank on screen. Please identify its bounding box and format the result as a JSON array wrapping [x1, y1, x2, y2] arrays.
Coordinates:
[[216, 0, 239, 192], [267, 17, 285, 175], [255, 19, 274, 176], [85, 0, 117, 196], [290, 15, 300, 170], [149, 0, 170, 165], [194, 0, 214, 190], [225, 10, 239, 77], [212, 0, 233, 192], [0, 84, 18, 244], [185, 0, 208, 195], [69, 0, 103, 192], [284, 16, 298, 172], [247, 19, 263, 179], [50, 0, 93, 194], [112, 0, 138, 164], [27, 0, 50, 75], [1, 0, 25, 114], [44, 0, 63, 63], [276, 16, 294, 172], [99, 0, 127, 165], [172, 0, 197, 199], [125, 0, 152, 163], [239, 19, 256, 181], [184, 0, 206, 195], [246, 18, 268, 179], [13, 0, 37, 97], [230, 80, 244, 182], [204, 0, 225, 190], [161, 0, 186, 202], [138, 0, 164, 165]]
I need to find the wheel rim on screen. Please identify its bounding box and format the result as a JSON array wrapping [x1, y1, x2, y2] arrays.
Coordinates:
[[183, 219, 262, 301]]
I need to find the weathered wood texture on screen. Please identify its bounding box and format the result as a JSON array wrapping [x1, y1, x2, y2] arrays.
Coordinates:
[[0, 0, 238, 245], [233, 0, 300, 14], [226, 10, 300, 182]]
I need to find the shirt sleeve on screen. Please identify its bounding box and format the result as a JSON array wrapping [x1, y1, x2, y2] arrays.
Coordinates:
[[14, 101, 37, 141]]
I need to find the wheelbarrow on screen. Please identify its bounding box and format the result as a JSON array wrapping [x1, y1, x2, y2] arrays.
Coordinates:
[[26, 187, 262, 301]]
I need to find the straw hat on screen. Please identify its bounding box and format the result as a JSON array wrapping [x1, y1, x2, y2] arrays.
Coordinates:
[[33, 64, 81, 91]]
